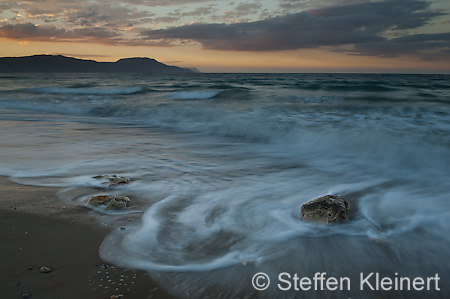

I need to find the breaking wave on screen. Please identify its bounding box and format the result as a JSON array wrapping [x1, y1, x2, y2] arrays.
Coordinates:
[[166, 90, 223, 100]]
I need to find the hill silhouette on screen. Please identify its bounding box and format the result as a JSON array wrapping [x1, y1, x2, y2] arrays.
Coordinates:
[[0, 55, 196, 73]]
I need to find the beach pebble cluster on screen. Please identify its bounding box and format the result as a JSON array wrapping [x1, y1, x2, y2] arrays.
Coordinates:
[[88, 264, 141, 295]]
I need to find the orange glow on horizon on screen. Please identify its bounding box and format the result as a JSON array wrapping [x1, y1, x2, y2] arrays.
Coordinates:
[[0, 38, 449, 73]]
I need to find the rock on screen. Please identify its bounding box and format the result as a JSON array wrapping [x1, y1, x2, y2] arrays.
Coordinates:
[[105, 196, 130, 210], [86, 195, 110, 206], [300, 195, 350, 223], [93, 174, 130, 187], [40, 266, 52, 273], [22, 294, 31, 298], [107, 175, 130, 186], [86, 195, 130, 210]]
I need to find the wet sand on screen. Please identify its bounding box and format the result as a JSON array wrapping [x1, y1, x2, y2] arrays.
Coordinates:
[[0, 176, 171, 299]]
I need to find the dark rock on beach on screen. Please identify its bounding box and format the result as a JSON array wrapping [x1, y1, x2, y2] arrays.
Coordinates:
[[301, 195, 350, 223], [86, 195, 130, 210]]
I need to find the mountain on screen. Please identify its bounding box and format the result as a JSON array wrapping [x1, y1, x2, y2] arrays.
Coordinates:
[[0, 55, 196, 73]]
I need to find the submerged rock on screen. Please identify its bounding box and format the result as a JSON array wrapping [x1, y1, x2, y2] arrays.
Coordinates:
[[87, 195, 130, 210], [92, 174, 130, 187], [300, 195, 350, 223]]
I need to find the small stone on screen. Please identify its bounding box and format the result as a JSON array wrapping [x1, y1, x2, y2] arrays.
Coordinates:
[[40, 266, 52, 273], [107, 176, 130, 187], [101, 264, 109, 269], [241, 258, 258, 267], [301, 195, 350, 223], [22, 294, 31, 298]]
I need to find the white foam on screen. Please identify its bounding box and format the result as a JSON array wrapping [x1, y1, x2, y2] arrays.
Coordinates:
[[166, 90, 222, 100]]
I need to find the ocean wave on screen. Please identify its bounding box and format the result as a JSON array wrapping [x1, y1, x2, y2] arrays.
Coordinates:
[[67, 82, 98, 89], [295, 82, 399, 92], [166, 90, 223, 100], [2, 73, 450, 298], [27, 86, 146, 95]]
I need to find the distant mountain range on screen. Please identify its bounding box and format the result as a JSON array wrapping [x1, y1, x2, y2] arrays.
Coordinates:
[[0, 55, 198, 73]]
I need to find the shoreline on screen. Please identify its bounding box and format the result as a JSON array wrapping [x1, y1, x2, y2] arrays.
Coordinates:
[[0, 176, 170, 299]]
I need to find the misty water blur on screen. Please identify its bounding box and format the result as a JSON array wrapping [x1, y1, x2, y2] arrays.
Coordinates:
[[1, 73, 449, 298]]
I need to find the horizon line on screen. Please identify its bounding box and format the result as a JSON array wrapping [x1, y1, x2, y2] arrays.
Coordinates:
[[1, 54, 449, 75]]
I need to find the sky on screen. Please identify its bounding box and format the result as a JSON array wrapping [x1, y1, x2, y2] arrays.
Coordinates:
[[0, 0, 449, 73]]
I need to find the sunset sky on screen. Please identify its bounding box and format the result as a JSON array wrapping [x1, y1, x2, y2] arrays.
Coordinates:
[[0, 0, 449, 72]]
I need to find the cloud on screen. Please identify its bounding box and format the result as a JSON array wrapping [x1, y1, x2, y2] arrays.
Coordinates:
[[350, 32, 450, 58], [1, 0, 448, 60], [0, 22, 68, 39], [119, 0, 217, 6], [0, 22, 119, 41], [279, 0, 369, 10], [149, 5, 216, 24], [216, 2, 263, 22], [63, 3, 153, 28], [140, 0, 449, 58], [0, 21, 182, 47]]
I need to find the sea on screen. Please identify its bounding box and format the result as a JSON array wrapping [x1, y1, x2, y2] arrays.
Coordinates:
[[1, 73, 449, 298]]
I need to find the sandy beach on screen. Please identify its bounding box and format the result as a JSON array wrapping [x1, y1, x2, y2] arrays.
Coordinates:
[[0, 176, 170, 299]]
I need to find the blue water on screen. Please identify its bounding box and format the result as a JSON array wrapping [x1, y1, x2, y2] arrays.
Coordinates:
[[1, 73, 449, 298]]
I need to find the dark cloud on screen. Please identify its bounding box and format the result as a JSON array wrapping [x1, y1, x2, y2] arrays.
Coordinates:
[[0, 21, 180, 47], [0, 23, 68, 39], [149, 5, 216, 24], [0, 22, 119, 41], [279, 0, 369, 11], [216, 2, 263, 22], [351, 32, 450, 57], [140, 0, 449, 58], [114, 0, 216, 6]]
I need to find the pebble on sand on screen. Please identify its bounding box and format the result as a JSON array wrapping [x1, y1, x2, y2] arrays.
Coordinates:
[[39, 266, 52, 273]]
